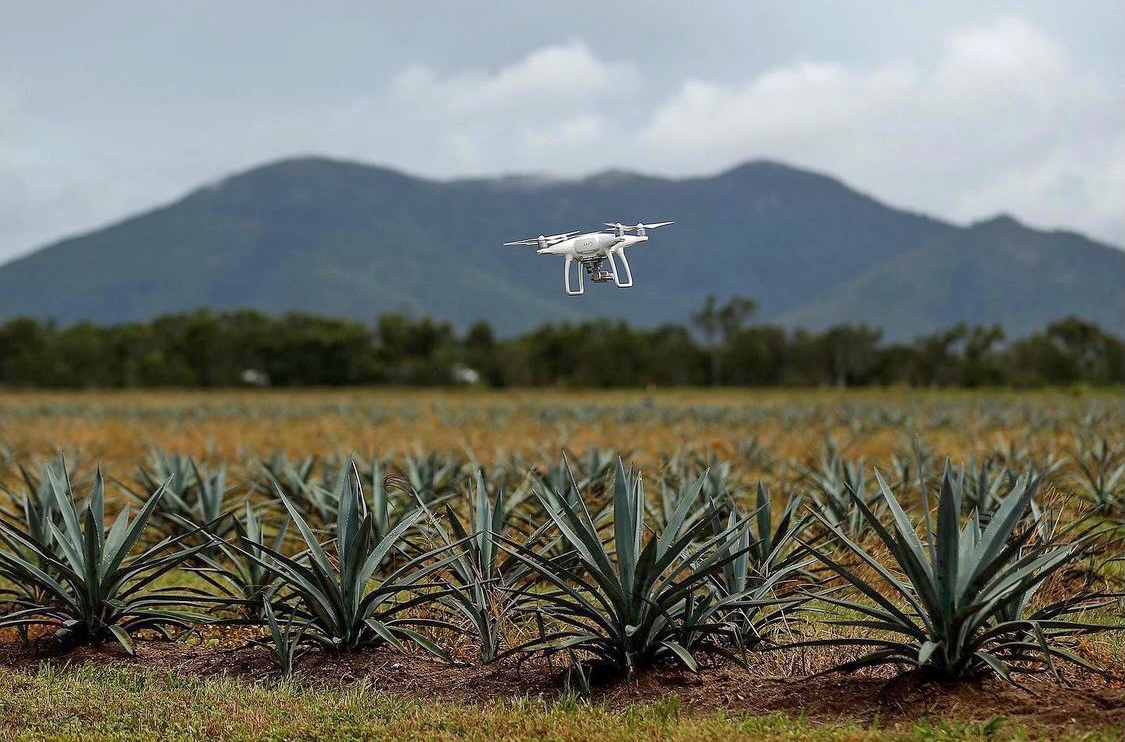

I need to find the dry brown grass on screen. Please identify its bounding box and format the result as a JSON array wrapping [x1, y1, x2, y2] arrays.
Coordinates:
[[1, 387, 1116, 471]]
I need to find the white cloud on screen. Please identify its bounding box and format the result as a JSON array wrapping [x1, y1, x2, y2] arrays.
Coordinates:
[[389, 40, 638, 115], [321, 41, 632, 173], [525, 114, 604, 154], [640, 62, 917, 172], [947, 133, 1125, 241], [927, 16, 1068, 110], [636, 16, 1125, 244]]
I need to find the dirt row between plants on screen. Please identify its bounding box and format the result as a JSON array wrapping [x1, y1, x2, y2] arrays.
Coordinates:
[[1, 638, 1121, 733]]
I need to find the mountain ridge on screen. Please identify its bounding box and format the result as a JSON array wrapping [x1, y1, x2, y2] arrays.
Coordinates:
[[0, 156, 1120, 339]]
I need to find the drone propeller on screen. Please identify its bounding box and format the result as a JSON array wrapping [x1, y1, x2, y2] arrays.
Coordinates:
[[604, 221, 673, 238], [604, 221, 674, 232], [503, 231, 579, 247]]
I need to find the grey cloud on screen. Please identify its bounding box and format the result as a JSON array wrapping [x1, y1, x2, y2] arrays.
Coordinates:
[[0, 1, 1122, 264]]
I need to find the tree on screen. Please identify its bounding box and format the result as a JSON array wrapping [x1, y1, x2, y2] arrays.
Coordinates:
[[910, 324, 969, 386], [960, 325, 1005, 387], [817, 325, 884, 388], [692, 295, 757, 385], [0, 308, 1120, 390], [0, 317, 49, 386], [464, 321, 503, 387]]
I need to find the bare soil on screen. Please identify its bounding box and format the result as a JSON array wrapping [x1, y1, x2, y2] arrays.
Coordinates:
[[1, 636, 1121, 733]]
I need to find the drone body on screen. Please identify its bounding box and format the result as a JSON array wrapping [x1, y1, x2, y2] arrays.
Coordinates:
[[503, 221, 672, 295]]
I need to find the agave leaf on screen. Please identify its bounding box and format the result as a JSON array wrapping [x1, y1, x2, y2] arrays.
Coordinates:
[[660, 639, 698, 671], [108, 625, 135, 655], [100, 506, 133, 578], [917, 640, 940, 667], [934, 462, 961, 628], [975, 651, 1013, 683], [656, 471, 705, 556], [274, 486, 336, 584], [101, 479, 172, 580], [48, 466, 83, 549], [963, 474, 1038, 592]]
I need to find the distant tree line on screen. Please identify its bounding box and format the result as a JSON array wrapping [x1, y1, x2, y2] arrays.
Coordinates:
[[0, 298, 1121, 389]]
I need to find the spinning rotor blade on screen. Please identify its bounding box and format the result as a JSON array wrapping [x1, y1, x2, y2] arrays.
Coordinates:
[[502, 230, 579, 247], [603, 221, 674, 232]]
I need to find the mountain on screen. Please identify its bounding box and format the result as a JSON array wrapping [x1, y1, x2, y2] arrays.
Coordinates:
[[779, 215, 1124, 339], [0, 157, 1120, 340]]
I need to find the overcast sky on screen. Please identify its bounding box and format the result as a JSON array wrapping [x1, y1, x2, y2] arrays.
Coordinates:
[[1, 1, 1122, 263]]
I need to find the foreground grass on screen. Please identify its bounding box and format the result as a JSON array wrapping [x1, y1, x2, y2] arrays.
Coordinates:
[[0, 666, 1117, 742]]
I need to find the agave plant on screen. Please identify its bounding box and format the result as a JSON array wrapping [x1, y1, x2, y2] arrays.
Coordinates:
[[0, 465, 211, 652], [737, 435, 773, 471], [131, 451, 240, 539], [960, 455, 1009, 524], [889, 437, 935, 492], [135, 448, 195, 500], [989, 437, 1063, 483], [162, 461, 239, 540], [364, 456, 432, 552], [253, 453, 317, 497], [259, 601, 309, 677], [428, 470, 534, 662], [502, 460, 754, 676], [798, 462, 1119, 681], [1072, 437, 1124, 513], [0, 462, 62, 640], [534, 455, 589, 512], [658, 450, 736, 504], [736, 483, 809, 583], [801, 450, 884, 539], [649, 479, 714, 533], [0, 462, 60, 556], [404, 449, 462, 505], [534, 448, 618, 503], [702, 483, 811, 649], [239, 462, 456, 654], [988, 437, 1032, 471], [525, 456, 605, 573], [254, 454, 340, 524], [577, 447, 625, 490], [190, 504, 288, 618], [0, 442, 18, 469]]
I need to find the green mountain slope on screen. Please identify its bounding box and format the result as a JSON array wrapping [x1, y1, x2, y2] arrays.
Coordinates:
[[779, 215, 1124, 339], [0, 157, 1119, 338]]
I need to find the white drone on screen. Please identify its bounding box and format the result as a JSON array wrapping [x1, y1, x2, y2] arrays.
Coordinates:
[[503, 221, 673, 295]]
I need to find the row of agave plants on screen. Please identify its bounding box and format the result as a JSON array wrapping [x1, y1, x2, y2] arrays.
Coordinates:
[[21, 430, 1114, 520], [2, 396, 1119, 433], [153, 434, 1125, 520], [0, 446, 1121, 690]]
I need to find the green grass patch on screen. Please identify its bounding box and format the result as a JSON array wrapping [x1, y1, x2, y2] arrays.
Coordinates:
[[0, 664, 1118, 742]]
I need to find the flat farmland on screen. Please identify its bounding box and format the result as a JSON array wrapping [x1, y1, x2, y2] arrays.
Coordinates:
[[2, 387, 1118, 468], [0, 388, 1121, 741]]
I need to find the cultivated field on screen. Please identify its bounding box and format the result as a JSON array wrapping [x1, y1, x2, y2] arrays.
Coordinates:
[[0, 389, 1122, 741]]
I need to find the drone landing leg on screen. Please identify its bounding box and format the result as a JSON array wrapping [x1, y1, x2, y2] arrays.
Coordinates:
[[609, 250, 633, 288], [564, 256, 584, 296], [606, 252, 621, 284]]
